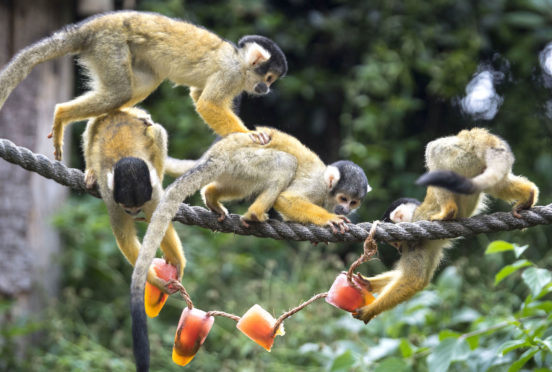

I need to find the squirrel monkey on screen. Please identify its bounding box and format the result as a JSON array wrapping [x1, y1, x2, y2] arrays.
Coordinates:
[[353, 127, 539, 323], [130, 127, 370, 371], [82, 107, 186, 290], [0, 10, 288, 160]]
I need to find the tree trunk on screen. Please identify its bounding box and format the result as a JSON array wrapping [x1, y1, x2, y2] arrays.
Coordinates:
[[0, 0, 73, 316]]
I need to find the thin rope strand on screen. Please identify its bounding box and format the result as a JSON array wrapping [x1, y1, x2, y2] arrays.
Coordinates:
[[205, 310, 241, 322], [272, 292, 328, 336]]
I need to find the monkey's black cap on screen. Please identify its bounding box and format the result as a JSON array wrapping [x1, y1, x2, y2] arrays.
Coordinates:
[[330, 160, 370, 200], [113, 157, 153, 208], [238, 35, 288, 77]]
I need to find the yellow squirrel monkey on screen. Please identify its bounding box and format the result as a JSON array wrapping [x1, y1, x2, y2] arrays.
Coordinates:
[[353, 127, 539, 323], [82, 107, 186, 293], [0, 10, 288, 160], [130, 127, 371, 372]]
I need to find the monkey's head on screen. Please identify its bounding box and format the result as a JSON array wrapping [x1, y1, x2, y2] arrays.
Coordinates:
[[381, 197, 421, 223], [237, 35, 288, 96], [324, 160, 371, 216], [380, 197, 421, 250], [107, 157, 157, 216]]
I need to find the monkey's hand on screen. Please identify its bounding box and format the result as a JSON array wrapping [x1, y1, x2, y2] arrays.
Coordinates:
[[326, 215, 351, 234], [146, 268, 179, 295], [248, 130, 271, 145]]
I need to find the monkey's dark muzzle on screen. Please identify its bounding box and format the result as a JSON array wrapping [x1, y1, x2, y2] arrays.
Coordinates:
[[254, 83, 269, 94]]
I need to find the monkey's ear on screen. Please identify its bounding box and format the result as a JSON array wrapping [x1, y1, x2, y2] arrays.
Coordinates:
[[245, 43, 271, 67], [324, 165, 341, 190], [107, 171, 114, 191], [367, 184, 373, 193]]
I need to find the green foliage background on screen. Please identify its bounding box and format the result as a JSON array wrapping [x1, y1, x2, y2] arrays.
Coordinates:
[[2, 0, 551, 371]]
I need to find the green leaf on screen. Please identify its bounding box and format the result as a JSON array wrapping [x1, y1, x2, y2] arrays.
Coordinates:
[[465, 334, 479, 350], [399, 338, 414, 358], [497, 339, 531, 356], [507, 346, 539, 372], [427, 337, 470, 372], [513, 244, 529, 258], [527, 300, 552, 313], [427, 338, 456, 372], [522, 267, 552, 298], [329, 350, 356, 372], [542, 336, 552, 353], [485, 240, 514, 255], [494, 260, 533, 285], [439, 330, 461, 341], [374, 357, 410, 372]]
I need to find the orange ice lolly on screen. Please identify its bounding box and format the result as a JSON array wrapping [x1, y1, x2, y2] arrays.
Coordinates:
[[325, 272, 375, 312], [236, 304, 285, 351], [144, 258, 178, 318], [172, 307, 214, 366]]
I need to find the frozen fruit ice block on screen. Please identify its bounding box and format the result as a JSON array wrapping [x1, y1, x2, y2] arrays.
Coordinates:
[[325, 272, 375, 312], [236, 304, 285, 351], [172, 307, 214, 366], [144, 258, 178, 318]]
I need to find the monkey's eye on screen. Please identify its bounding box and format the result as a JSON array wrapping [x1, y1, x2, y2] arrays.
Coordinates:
[[339, 196, 348, 203], [350, 200, 358, 207], [266, 74, 274, 83]]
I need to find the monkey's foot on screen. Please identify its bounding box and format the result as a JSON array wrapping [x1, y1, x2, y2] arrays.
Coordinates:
[[430, 205, 457, 221], [84, 169, 98, 189], [326, 215, 351, 234], [240, 211, 268, 228], [46, 131, 63, 161], [512, 189, 537, 218], [205, 201, 228, 222], [248, 130, 271, 145], [352, 306, 376, 324], [242, 210, 268, 223]]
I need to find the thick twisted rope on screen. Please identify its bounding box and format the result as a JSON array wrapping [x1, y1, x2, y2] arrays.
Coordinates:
[[1, 138, 551, 243]]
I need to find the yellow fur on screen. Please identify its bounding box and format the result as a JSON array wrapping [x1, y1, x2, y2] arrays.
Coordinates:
[[83, 108, 186, 284], [354, 128, 538, 323], [0, 11, 286, 160]]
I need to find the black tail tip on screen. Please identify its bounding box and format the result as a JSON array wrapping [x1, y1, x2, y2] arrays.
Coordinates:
[[131, 299, 150, 372], [416, 170, 477, 194]]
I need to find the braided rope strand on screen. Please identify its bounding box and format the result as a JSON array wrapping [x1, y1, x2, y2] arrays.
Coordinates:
[[1, 138, 551, 243]]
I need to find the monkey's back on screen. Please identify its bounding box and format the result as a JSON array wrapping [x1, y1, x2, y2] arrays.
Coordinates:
[[425, 128, 507, 178], [83, 109, 167, 186], [256, 127, 328, 205], [77, 11, 235, 86]]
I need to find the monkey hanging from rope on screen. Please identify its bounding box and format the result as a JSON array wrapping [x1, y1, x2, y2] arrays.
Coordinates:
[[353, 127, 539, 323], [82, 107, 188, 297]]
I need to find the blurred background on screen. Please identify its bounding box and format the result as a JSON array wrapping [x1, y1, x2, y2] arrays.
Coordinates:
[[0, 0, 551, 371]]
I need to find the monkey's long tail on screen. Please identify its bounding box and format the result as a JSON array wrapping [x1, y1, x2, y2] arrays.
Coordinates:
[[416, 170, 477, 194], [416, 146, 514, 194], [0, 25, 83, 109], [130, 159, 215, 372], [164, 157, 197, 178]]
